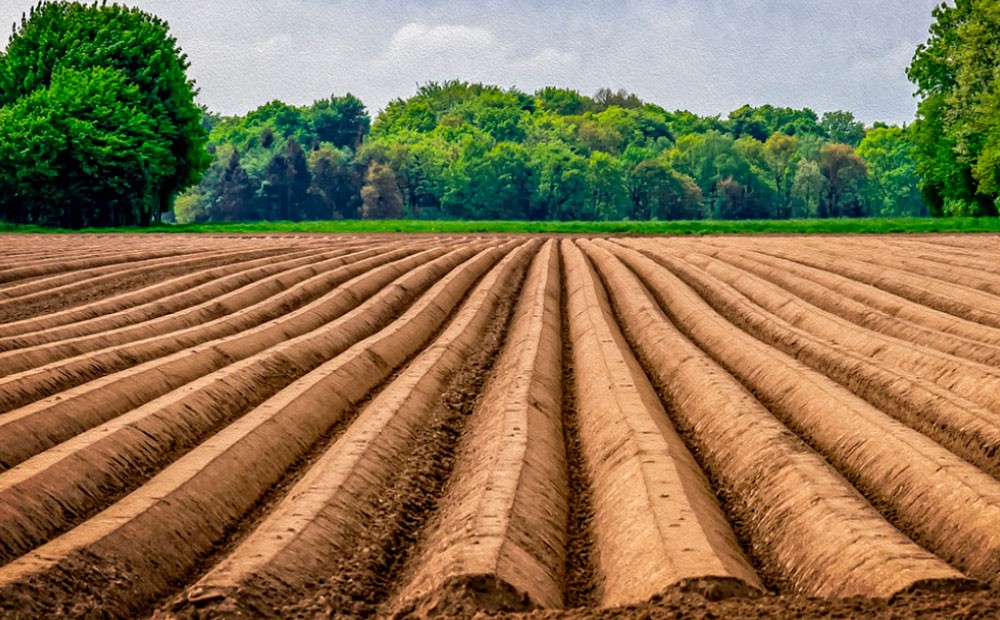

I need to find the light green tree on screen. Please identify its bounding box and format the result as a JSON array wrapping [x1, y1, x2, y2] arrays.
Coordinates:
[[857, 127, 927, 216], [762, 133, 800, 218], [908, 0, 1000, 215]]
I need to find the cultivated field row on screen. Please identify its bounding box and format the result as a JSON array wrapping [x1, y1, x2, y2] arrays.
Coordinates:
[[1, 233, 1000, 618]]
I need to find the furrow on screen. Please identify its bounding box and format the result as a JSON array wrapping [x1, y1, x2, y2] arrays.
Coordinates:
[[0, 240, 200, 272], [637, 243, 1000, 417], [169, 241, 535, 618], [699, 246, 1000, 362], [0, 246, 400, 373], [559, 252, 599, 610], [798, 237, 1000, 295], [0, 241, 516, 620], [0, 249, 300, 325], [0, 246, 281, 300], [391, 240, 567, 616], [878, 238, 1000, 274], [750, 244, 1000, 329], [0, 245, 426, 418], [0, 243, 495, 571], [0, 246, 206, 285], [647, 248, 1000, 479], [0, 251, 220, 312], [600, 240, 1000, 588], [0, 245, 347, 341], [0, 247, 118, 270], [561, 240, 761, 607], [0, 246, 446, 469], [917, 235, 1000, 253]]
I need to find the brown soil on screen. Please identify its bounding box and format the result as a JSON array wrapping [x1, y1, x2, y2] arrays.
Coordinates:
[[0, 246, 358, 346], [391, 241, 566, 615], [0, 246, 293, 323], [559, 254, 599, 610], [6, 233, 1000, 620], [582, 239, 966, 599], [158, 243, 530, 619], [288, 262, 525, 619], [563, 241, 760, 605], [0, 247, 406, 383], [0, 246, 483, 575], [494, 588, 1000, 619], [698, 246, 1000, 360]]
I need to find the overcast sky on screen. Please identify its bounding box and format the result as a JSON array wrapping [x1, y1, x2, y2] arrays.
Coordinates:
[[0, 1, 942, 125]]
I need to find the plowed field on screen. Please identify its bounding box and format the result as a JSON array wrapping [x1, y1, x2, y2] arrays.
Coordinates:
[[1, 232, 999, 620]]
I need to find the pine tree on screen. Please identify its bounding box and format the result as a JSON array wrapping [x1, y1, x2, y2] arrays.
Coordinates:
[[286, 138, 311, 220], [213, 151, 256, 221]]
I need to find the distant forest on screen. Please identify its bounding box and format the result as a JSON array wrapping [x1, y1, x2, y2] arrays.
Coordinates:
[[176, 87, 926, 224], [0, 1, 997, 227]]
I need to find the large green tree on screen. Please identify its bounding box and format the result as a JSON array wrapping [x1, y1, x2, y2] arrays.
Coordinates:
[[587, 151, 630, 220], [908, 0, 1000, 215], [534, 87, 592, 116], [361, 162, 404, 219], [791, 160, 825, 218], [530, 141, 590, 221], [762, 133, 800, 218], [307, 145, 363, 219], [627, 159, 703, 220], [727, 105, 825, 140], [0, 66, 172, 227], [212, 151, 257, 222], [820, 111, 866, 147], [0, 1, 209, 226], [309, 94, 370, 149], [818, 144, 870, 217], [857, 126, 927, 216]]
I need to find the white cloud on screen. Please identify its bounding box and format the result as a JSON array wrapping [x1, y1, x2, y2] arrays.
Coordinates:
[[375, 23, 500, 77], [254, 34, 295, 57], [0, 0, 942, 124], [387, 23, 496, 57], [370, 22, 579, 105], [515, 48, 579, 73]]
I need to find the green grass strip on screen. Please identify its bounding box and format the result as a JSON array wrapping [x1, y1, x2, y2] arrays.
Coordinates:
[[4, 217, 1000, 235]]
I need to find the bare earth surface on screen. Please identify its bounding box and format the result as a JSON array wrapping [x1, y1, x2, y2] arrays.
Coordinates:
[[0, 232, 999, 619]]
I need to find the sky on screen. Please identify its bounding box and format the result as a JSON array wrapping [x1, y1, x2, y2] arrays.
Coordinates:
[[0, 0, 943, 125]]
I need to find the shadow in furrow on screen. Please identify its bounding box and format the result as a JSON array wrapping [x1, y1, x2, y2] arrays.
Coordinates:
[[266, 266, 525, 620], [559, 253, 600, 609]]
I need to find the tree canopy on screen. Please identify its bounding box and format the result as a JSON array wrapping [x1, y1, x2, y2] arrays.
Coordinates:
[[0, 1, 208, 227], [908, 0, 1000, 216], [174, 80, 911, 224]]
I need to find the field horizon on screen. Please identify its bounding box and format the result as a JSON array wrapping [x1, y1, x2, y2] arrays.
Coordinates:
[[6, 216, 1000, 236]]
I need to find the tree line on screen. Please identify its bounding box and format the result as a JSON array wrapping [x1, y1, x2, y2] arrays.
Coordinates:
[[0, 1, 996, 227], [174, 85, 928, 224]]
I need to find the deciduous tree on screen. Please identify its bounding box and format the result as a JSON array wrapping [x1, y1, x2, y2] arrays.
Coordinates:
[[762, 133, 800, 218], [908, 0, 1000, 215], [627, 159, 703, 220], [819, 144, 869, 217], [0, 1, 209, 225], [857, 127, 927, 216], [361, 162, 404, 219], [820, 111, 866, 147], [0, 66, 172, 227]]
